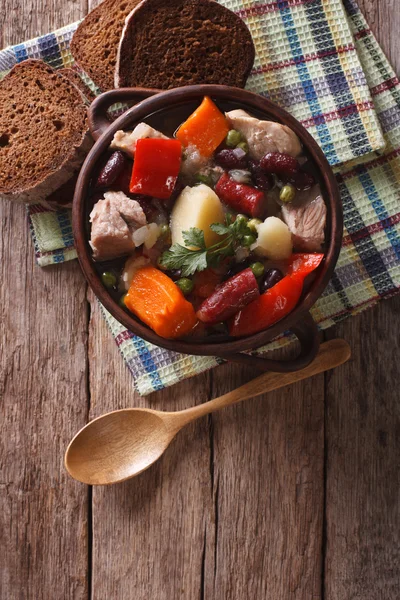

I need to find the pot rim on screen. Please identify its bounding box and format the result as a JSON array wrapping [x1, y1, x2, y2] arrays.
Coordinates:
[[73, 84, 343, 356]]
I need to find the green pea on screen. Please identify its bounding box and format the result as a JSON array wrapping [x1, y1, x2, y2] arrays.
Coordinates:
[[242, 234, 256, 247], [247, 218, 262, 233], [225, 129, 243, 148], [101, 271, 117, 288], [159, 223, 170, 237], [195, 172, 213, 186], [236, 141, 249, 153], [279, 183, 296, 203], [250, 261, 264, 278], [119, 293, 128, 308], [175, 278, 194, 295], [235, 213, 248, 227]]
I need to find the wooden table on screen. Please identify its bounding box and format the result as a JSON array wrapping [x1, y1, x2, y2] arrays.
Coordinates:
[[1, 1, 399, 598]]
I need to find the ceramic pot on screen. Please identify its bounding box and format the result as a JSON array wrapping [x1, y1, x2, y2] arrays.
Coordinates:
[[73, 85, 342, 372]]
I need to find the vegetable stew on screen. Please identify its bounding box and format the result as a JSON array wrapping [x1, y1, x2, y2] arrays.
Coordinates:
[[88, 97, 326, 340]]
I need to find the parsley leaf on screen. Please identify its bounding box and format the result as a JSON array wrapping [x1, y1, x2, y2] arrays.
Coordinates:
[[182, 227, 206, 250], [210, 223, 230, 236], [159, 218, 255, 276], [160, 243, 208, 277]]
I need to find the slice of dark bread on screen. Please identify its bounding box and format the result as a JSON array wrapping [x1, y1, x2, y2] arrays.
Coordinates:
[[115, 0, 255, 89], [0, 59, 91, 205], [70, 0, 142, 92]]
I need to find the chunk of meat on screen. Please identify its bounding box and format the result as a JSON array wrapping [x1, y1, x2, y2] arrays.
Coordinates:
[[90, 191, 147, 261], [281, 195, 326, 251], [110, 123, 168, 158], [226, 109, 302, 160]]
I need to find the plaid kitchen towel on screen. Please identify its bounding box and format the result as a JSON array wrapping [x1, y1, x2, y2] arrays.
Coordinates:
[[1, 0, 400, 394]]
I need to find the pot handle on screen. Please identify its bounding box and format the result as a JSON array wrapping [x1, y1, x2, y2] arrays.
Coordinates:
[[88, 88, 161, 140], [222, 312, 320, 373]]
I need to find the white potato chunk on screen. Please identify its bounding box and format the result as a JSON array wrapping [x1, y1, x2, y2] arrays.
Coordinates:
[[170, 184, 225, 248], [251, 216, 292, 260]]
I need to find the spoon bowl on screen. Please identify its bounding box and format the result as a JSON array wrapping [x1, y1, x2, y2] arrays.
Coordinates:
[[66, 409, 174, 485]]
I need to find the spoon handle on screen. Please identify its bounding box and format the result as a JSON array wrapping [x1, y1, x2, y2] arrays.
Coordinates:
[[171, 339, 350, 427]]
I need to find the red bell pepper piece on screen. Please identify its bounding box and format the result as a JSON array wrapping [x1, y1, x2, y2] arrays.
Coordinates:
[[229, 252, 323, 337], [287, 252, 324, 277], [130, 138, 182, 200], [229, 274, 302, 337], [197, 268, 259, 324], [215, 172, 265, 218]]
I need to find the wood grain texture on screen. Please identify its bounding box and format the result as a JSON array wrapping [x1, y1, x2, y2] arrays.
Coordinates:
[[324, 298, 400, 600], [203, 354, 325, 600], [0, 212, 89, 599], [0, 1, 89, 599]]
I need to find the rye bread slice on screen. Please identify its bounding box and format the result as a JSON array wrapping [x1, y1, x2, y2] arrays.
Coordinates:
[[70, 0, 142, 92], [0, 60, 91, 205], [115, 0, 255, 89]]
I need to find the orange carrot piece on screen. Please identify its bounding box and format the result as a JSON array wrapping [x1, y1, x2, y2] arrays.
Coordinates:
[[125, 266, 198, 339], [176, 96, 230, 158]]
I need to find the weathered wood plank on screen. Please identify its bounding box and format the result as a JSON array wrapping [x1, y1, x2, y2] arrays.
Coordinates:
[[0, 0, 85, 48], [0, 2, 89, 599], [324, 298, 400, 600], [0, 215, 90, 600], [87, 294, 213, 600], [205, 355, 325, 600]]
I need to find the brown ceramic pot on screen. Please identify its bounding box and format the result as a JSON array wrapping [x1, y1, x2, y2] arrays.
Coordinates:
[[73, 85, 343, 372]]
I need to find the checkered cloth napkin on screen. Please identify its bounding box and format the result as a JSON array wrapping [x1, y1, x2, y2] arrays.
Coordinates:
[[1, 0, 399, 395]]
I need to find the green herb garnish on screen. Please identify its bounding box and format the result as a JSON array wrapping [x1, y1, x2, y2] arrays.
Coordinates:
[[159, 215, 254, 277]]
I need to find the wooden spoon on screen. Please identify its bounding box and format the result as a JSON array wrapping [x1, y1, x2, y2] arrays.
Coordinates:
[[65, 339, 350, 485]]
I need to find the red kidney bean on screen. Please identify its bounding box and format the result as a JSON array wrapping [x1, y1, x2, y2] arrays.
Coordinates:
[[196, 268, 260, 324], [167, 269, 183, 281], [109, 159, 133, 195], [249, 160, 274, 191], [260, 268, 283, 293], [215, 172, 265, 218], [215, 147, 248, 170], [95, 151, 130, 189], [260, 152, 300, 178]]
